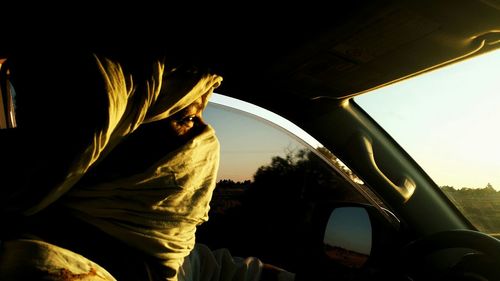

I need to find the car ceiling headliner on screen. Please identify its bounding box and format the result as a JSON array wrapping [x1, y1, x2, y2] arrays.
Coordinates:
[[3, 0, 499, 119], [191, 0, 500, 111]]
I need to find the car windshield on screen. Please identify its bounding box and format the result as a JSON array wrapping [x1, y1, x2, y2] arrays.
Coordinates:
[[355, 49, 500, 237]]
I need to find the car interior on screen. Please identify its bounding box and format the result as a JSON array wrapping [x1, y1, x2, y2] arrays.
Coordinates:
[[197, 1, 499, 279], [1, 0, 500, 280]]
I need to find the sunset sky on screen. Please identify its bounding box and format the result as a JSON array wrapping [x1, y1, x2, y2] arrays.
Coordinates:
[[356, 49, 500, 190], [205, 49, 500, 190], [204, 98, 309, 182]]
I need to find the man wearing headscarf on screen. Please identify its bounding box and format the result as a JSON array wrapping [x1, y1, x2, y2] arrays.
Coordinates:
[[0, 49, 294, 281]]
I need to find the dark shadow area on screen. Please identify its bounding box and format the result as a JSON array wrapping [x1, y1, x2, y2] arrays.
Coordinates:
[[197, 148, 369, 272]]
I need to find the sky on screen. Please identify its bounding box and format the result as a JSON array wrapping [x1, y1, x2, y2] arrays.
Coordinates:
[[204, 99, 311, 182], [203, 49, 500, 189], [355, 49, 500, 190]]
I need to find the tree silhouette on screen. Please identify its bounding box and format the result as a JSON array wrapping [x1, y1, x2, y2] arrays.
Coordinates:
[[198, 148, 368, 271], [485, 183, 495, 192], [440, 185, 457, 193]]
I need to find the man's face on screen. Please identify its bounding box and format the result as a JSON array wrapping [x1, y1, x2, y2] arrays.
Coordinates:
[[167, 96, 206, 137]]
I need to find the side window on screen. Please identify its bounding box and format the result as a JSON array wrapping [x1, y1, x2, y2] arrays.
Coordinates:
[[198, 94, 391, 270], [355, 49, 500, 236]]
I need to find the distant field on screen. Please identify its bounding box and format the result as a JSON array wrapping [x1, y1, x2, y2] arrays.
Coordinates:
[[324, 245, 369, 269], [441, 190, 500, 235]]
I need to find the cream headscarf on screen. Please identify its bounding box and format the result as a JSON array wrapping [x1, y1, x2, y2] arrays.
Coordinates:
[[22, 55, 223, 280]]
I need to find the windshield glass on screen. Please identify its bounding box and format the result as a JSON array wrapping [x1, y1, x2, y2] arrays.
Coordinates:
[[355, 49, 500, 236]]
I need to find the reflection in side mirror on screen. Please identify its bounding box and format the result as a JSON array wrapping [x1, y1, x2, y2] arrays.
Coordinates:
[[324, 207, 372, 268]]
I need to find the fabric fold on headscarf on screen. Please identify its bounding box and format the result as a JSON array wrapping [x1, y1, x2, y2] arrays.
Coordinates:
[[62, 124, 220, 280]]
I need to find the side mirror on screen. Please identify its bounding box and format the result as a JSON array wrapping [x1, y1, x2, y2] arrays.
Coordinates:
[[323, 207, 372, 268]]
